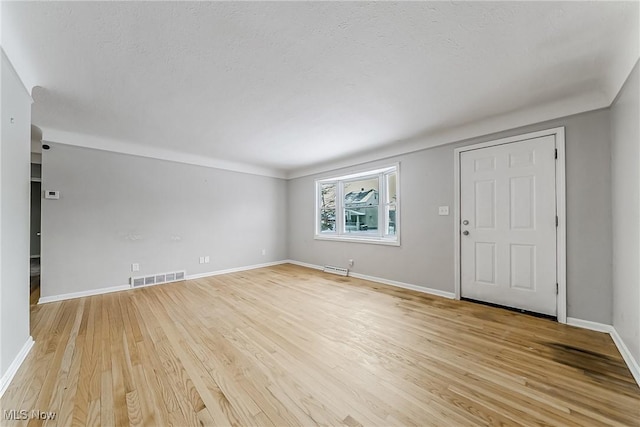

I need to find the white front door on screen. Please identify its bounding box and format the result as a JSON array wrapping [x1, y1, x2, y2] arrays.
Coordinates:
[[460, 135, 557, 316]]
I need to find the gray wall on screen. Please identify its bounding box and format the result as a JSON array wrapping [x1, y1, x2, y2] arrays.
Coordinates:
[[611, 61, 639, 364], [41, 144, 288, 298], [1, 51, 32, 381], [288, 108, 613, 324]]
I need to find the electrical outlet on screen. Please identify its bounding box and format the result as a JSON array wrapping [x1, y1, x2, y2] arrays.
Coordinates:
[[348, 259, 354, 267], [199, 257, 205, 264], [261, 249, 266, 256], [131, 263, 139, 272], [438, 206, 449, 216], [204, 256, 210, 263]]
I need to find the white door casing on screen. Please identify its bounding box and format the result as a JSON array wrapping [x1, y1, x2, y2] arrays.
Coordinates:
[[455, 129, 565, 318]]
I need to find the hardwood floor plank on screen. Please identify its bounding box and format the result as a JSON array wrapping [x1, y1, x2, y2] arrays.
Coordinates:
[[43, 299, 86, 427], [1, 264, 638, 426], [125, 390, 142, 427], [107, 295, 129, 427]]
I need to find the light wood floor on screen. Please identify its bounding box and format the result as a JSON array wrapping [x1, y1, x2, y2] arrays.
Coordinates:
[[2, 264, 639, 426]]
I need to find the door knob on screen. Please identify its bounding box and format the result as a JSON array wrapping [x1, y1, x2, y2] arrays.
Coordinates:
[[462, 230, 469, 236], [462, 220, 469, 225]]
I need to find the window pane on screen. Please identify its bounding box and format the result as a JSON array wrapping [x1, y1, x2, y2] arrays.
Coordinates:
[[319, 183, 336, 233], [320, 183, 336, 209], [385, 204, 397, 235], [344, 178, 379, 233], [386, 172, 397, 204], [344, 206, 380, 234], [320, 209, 336, 232]]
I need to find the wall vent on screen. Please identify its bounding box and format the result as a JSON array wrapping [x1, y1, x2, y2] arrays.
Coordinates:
[[323, 265, 349, 276], [131, 270, 187, 288]]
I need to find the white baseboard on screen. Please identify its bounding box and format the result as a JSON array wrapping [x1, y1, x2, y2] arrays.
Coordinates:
[[38, 260, 287, 304], [0, 336, 34, 398], [349, 271, 456, 299], [286, 259, 323, 271], [38, 261, 291, 304], [566, 317, 614, 333], [610, 329, 640, 386], [187, 260, 289, 280], [286, 259, 456, 299], [38, 284, 130, 304], [566, 317, 640, 387]]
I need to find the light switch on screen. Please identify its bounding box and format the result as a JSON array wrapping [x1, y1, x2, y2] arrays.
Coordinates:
[[438, 206, 449, 216]]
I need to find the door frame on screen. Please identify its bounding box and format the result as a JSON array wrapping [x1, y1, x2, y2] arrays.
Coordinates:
[[453, 127, 567, 323]]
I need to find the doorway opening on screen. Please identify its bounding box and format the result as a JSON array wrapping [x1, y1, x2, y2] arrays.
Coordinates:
[[30, 141, 42, 305]]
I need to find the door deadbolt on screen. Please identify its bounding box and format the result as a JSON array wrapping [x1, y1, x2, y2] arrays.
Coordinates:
[[462, 220, 469, 225], [462, 230, 470, 236]]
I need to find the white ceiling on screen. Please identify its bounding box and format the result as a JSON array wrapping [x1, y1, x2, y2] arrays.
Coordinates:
[[2, 2, 639, 178]]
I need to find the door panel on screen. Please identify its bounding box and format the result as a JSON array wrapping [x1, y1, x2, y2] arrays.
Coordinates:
[[475, 242, 496, 284], [460, 135, 557, 316], [510, 175, 535, 229], [510, 244, 535, 290], [475, 180, 496, 229]]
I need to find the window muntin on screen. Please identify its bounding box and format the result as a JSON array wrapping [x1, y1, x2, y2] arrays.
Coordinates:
[[315, 165, 399, 244]]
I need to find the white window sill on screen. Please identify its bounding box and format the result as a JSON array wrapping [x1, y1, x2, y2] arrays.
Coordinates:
[[314, 234, 400, 246]]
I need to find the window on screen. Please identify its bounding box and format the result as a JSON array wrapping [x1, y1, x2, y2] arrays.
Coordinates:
[[315, 165, 399, 245]]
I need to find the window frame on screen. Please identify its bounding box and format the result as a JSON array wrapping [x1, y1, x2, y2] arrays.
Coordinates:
[[314, 164, 400, 246]]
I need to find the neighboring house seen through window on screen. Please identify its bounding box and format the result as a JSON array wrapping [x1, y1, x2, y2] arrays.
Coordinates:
[[316, 165, 399, 245]]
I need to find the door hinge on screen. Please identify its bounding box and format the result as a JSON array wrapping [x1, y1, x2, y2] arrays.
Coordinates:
[[555, 149, 558, 159], [556, 283, 559, 294], [556, 215, 558, 227]]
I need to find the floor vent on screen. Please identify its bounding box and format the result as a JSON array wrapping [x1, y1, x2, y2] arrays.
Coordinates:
[[131, 270, 186, 288], [323, 265, 349, 276]]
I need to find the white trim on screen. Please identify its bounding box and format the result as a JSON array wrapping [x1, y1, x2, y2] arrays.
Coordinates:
[[610, 329, 640, 386], [453, 147, 461, 304], [555, 128, 567, 323], [0, 336, 34, 398], [286, 260, 324, 271], [30, 177, 42, 183], [38, 284, 131, 304], [315, 164, 398, 183], [30, 255, 40, 259], [349, 272, 455, 299], [566, 318, 640, 387], [41, 127, 286, 179], [186, 260, 289, 280], [313, 235, 400, 246], [286, 260, 455, 299], [37, 261, 290, 304], [453, 127, 567, 323], [566, 317, 614, 333]]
